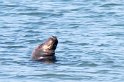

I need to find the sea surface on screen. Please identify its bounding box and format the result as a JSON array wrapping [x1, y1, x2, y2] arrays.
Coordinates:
[[0, 0, 124, 82]]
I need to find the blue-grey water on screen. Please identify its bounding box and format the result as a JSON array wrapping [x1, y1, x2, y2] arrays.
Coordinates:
[[0, 0, 124, 82]]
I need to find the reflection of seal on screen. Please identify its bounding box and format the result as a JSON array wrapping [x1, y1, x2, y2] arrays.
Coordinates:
[[32, 36, 58, 62]]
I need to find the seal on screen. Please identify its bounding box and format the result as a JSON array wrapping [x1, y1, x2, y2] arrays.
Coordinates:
[[32, 36, 58, 62]]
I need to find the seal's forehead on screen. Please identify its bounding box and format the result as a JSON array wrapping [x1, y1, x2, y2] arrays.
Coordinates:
[[42, 45, 50, 50], [46, 38, 54, 43], [47, 40, 53, 44], [49, 36, 57, 40], [51, 36, 57, 38]]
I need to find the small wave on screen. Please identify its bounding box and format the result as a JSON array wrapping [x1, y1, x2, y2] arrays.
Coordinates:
[[100, 3, 123, 7]]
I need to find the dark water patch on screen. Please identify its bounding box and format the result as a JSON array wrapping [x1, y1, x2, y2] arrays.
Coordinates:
[[111, 65, 124, 68], [52, 0, 73, 2], [16, 11, 63, 18], [61, 40, 74, 44], [77, 61, 98, 67], [58, 75, 93, 80], [69, 7, 83, 12], [111, 24, 124, 27], [0, 26, 10, 28], [35, 73, 71, 78], [24, 34, 38, 38], [21, 21, 47, 25], [12, 61, 30, 66], [56, 58, 78, 66], [0, 73, 11, 79], [97, 43, 111, 47], [17, 12, 51, 17], [100, 3, 123, 7], [25, 39, 42, 44], [96, 69, 111, 74], [11, 73, 78, 81], [0, 4, 20, 7], [12, 75, 27, 79], [52, 13, 64, 17], [24, 30, 41, 34], [102, 60, 115, 67], [83, 14, 105, 18], [0, 57, 13, 61], [105, 32, 124, 37], [16, 6, 38, 11], [1, 41, 15, 45], [1, 57, 31, 66], [1, 58, 15, 65], [1, 45, 26, 49], [68, 23, 83, 28], [77, 43, 90, 46]]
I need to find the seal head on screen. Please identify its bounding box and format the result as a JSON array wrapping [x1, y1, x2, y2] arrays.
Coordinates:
[[32, 36, 58, 62]]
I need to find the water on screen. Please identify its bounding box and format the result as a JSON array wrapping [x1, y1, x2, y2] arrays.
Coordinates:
[[0, 0, 124, 82]]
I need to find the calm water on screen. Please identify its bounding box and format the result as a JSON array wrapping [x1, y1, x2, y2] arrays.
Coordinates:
[[0, 0, 124, 82]]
